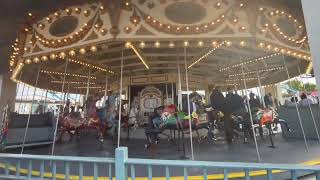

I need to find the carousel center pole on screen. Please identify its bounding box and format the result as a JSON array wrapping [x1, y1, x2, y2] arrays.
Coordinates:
[[51, 59, 69, 156], [282, 56, 309, 152], [297, 66, 320, 143], [21, 62, 42, 154], [117, 49, 124, 148], [184, 46, 194, 160], [241, 65, 261, 162]]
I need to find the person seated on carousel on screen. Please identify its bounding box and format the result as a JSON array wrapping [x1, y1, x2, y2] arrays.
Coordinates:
[[151, 106, 164, 128], [160, 104, 189, 129], [161, 104, 178, 126], [189, 91, 205, 114], [299, 92, 312, 107], [84, 94, 101, 118], [69, 106, 81, 119]]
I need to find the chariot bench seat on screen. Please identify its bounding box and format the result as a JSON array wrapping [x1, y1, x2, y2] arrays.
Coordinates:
[[5, 112, 55, 149], [277, 106, 320, 140]]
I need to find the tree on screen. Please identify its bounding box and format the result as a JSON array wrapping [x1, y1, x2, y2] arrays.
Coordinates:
[[287, 80, 303, 92], [304, 83, 317, 92]]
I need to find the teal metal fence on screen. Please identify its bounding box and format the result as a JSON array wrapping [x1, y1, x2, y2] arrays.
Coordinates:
[[0, 147, 320, 179]]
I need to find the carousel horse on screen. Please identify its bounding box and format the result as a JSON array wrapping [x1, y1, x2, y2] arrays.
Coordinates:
[[145, 104, 207, 148], [56, 96, 110, 143], [128, 97, 140, 130], [99, 94, 130, 139], [231, 106, 291, 144]]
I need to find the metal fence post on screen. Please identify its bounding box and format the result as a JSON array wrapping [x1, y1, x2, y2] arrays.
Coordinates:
[[116, 147, 128, 180]]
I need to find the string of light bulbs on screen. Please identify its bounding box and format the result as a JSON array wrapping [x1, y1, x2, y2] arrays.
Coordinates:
[[188, 41, 225, 69], [51, 80, 96, 85], [67, 58, 114, 74], [125, 42, 150, 70], [226, 76, 266, 82], [41, 70, 97, 79], [228, 66, 284, 77], [74, 86, 103, 89], [220, 53, 281, 71]]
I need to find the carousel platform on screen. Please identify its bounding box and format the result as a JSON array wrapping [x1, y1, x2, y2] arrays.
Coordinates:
[[4, 129, 320, 179]]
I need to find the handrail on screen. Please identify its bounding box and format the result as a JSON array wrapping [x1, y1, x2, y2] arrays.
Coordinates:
[[127, 158, 320, 171], [0, 147, 319, 180], [0, 153, 115, 163]]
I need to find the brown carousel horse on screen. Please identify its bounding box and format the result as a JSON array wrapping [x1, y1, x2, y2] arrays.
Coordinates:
[[56, 96, 110, 143]]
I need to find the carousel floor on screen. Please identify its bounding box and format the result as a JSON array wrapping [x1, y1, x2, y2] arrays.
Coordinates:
[[3, 128, 320, 179]]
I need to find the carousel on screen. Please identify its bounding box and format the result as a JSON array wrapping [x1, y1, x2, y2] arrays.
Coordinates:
[[3, 0, 319, 162]]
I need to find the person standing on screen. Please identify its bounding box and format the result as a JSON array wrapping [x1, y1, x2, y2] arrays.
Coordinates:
[[264, 93, 274, 107], [210, 86, 225, 112], [210, 86, 233, 143], [225, 87, 248, 143]]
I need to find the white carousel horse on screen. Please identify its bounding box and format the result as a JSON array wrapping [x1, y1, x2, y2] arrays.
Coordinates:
[[128, 97, 140, 130]]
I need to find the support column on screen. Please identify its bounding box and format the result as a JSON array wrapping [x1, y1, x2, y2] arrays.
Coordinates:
[[301, 0, 320, 97]]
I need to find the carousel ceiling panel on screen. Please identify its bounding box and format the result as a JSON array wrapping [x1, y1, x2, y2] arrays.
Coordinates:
[[164, 2, 206, 24], [276, 18, 297, 37], [49, 16, 79, 37]]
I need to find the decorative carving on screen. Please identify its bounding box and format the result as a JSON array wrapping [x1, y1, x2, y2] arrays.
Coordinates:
[[139, 86, 163, 123]]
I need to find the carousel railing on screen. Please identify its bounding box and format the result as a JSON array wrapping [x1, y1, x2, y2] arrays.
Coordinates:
[[0, 153, 115, 180], [0, 147, 319, 179], [118, 147, 320, 180]]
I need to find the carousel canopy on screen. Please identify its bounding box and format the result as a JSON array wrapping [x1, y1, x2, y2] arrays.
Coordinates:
[[8, 0, 311, 94]]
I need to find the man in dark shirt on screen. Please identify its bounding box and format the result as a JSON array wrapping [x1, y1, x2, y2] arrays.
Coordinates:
[[210, 86, 225, 112], [225, 88, 252, 143], [225, 87, 247, 143], [264, 93, 273, 107], [210, 86, 234, 142], [225, 88, 245, 113], [249, 93, 261, 110]]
